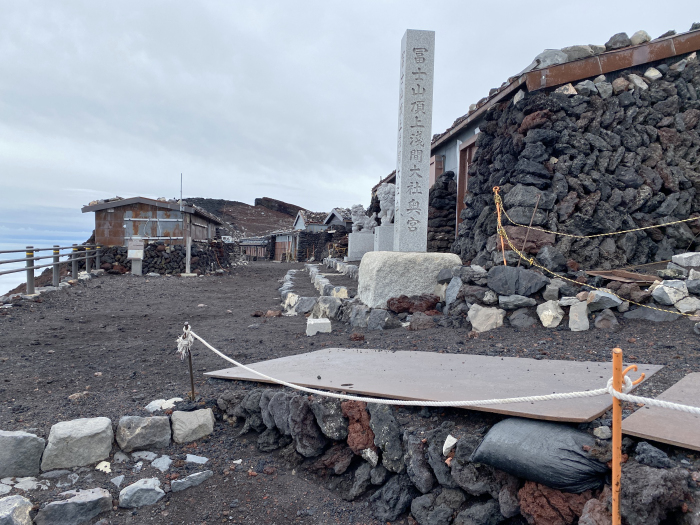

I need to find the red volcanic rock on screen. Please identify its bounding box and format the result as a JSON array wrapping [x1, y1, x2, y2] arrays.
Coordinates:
[[386, 294, 439, 314], [518, 482, 591, 525], [341, 401, 376, 455]]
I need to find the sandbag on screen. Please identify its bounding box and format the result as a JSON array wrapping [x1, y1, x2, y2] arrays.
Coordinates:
[[470, 418, 608, 493]]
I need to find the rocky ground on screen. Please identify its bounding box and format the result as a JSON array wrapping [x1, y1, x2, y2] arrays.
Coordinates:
[[1, 262, 700, 524]]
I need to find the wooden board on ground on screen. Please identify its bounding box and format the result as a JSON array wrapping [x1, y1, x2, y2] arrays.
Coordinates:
[[586, 269, 658, 283], [621, 372, 700, 452], [206, 348, 662, 423]]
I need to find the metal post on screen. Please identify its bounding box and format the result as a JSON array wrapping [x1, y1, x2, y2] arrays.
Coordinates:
[[611, 348, 623, 525], [52, 245, 60, 288], [26, 246, 35, 295], [71, 244, 78, 278], [95, 246, 101, 269], [186, 237, 192, 274], [85, 246, 91, 274]]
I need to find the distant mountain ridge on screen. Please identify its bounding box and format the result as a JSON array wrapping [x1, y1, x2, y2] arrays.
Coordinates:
[[186, 197, 304, 237]]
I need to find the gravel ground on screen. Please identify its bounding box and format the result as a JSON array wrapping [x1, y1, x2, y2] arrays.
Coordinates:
[[1, 261, 700, 523]]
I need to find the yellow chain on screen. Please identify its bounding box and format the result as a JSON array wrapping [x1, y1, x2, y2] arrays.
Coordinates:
[[497, 194, 700, 240], [492, 191, 697, 319]]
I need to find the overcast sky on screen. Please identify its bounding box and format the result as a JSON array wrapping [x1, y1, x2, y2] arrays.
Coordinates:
[[0, 1, 698, 249]]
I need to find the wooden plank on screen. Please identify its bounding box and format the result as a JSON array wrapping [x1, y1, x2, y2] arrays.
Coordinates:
[[205, 348, 662, 423], [586, 270, 658, 283], [621, 373, 700, 452]]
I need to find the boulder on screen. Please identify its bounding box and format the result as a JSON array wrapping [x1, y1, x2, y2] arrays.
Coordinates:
[[368, 474, 418, 522], [543, 284, 560, 301], [41, 418, 113, 471], [409, 312, 435, 331], [367, 404, 404, 473], [498, 295, 536, 310], [310, 296, 342, 320], [671, 252, 700, 267], [587, 290, 622, 312], [651, 280, 688, 306], [310, 398, 348, 441], [366, 309, 391, 331], [0, 495, 32, 525], [171, 470, 213, 492], [171, 409, 215, 444], [569, 301, 589, 331], [624, 306, 680, 322], [257, 427, 292, 452], [487, 266, 549, 297], [0, 431, 45, 478], [518, 481, 591, 525], [118, 478, 164, 508], [605, 32, 631, 51], [115, 416, 171, 453], [402, 431, 435, 494], [268, 393, 292, 435], [454, 499, 503, 525], [288, 395, 327, 457], [294, 297, 317, 315], [508, 308, 537, 329], [309, 444, 354, 476], [413, 489, 467, 525], [635, 442, 673, 469], [630, 30, 651, 45], [341, 401, 375, 455], [436, 268, 453, 285], [358, 252, 462, 308], [594, 309, 619, 330], [445, 277, 462, 308], [349, 305, 370, 328], [34, 488, 111, 525], [344, 463, 372, 501], [386, 294, 440, 314], [468, 304, 505, 333], [620, 462, 689, 525], [674, 296, 700, 314], [536, 246, 567, 272], [537, 300, 564, 328]]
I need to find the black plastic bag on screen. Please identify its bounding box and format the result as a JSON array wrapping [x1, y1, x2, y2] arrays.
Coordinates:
[[470, 418, 608, 493]]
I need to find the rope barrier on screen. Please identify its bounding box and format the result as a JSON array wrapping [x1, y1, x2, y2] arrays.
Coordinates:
[[492, 187, 699, 319], [494, 189, 700, 239], [178, 325, 700, 416]]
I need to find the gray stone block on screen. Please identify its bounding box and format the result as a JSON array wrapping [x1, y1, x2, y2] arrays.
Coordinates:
[[0, 431, 45, 478], [0, 495, 32, 525], [116, 416, 171, 453], [171, 409, 214, 444], [118, 478, 164, 508], [34, 488, 111, 525], [41, 418, 113, 471], [498, 295, 536, 310], [171, 470, 213, 492]]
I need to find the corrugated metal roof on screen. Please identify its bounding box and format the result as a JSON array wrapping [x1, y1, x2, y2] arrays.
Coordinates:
[[81, 196, 224, 225]]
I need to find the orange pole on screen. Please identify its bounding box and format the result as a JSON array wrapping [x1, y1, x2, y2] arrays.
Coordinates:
[[493, 187, 507, 266], [612, 348, 623, 525]]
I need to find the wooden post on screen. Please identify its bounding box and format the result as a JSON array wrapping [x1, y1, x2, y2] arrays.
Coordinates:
[[612, 348, 623, 525]]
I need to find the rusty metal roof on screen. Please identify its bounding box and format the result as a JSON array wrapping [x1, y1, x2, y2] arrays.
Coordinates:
[[81, 196, 224, 225]]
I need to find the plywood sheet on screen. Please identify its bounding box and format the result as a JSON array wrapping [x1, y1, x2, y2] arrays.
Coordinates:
[[622, 373, 700, 452], [206, 348, 662, 423]]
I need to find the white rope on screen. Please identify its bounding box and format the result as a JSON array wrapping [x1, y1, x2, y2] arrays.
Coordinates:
[[185, 325, 700, 415]]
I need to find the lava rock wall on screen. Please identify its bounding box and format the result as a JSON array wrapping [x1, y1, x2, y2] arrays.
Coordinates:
[[455, 56, 700, 270], [428, 171, 457, 253]]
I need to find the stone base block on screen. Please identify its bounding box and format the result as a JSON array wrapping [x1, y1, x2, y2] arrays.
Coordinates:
[[171, 409, 215, 444], [41, 417, 114, 471], [347, 231, 375, 262], [358, 252, 462, 309], [306, 318, 332, 336], [374, 225, 394, 252]]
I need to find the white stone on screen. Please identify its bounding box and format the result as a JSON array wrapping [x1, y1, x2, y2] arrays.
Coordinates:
[[630, 30, 651, 45], [689, 269, 700, 281], [651, 280, 689, 306], [445, 277, 462, 308], [95, 461, 111, 473], [34, 487, 111, 525], [151, 456, 172, 473], [559, 296, 580, 307], [0, 479, 13, 486], [672, 252, 700, 267], [0, 485, 10, 496], [13, 478, 48, 491], [171, 409, 215, 444], [468, 304, 506, 333], [513, 89, 525, 104], [358, 252, 462, 308], [0, 495, 32, 525], [433, 283, 447, 302], [568, 301, 590, 332], [282, 292, 299, 312], [675, 296, 700, 314], [483, 290, 498, 305], [185, 454, 209, 465], [0, 430, 45, 478], [118, 478, 164, 508], [374, 225, 394, 252], [394, 30, 434, 252], [554, 83, 577, 95], [644, 67, 663, 81], [111, 475, 125, 488], [144, 397, 182, 413], [361, 448, 379, 467], [347, 232, 375, 262], [442, 435, 458, 456], [593, 426, 612, 439], [41, 418, 113, 471], [306, 318, 331, 336], [627, 74, 648, 91], [537, 300, 564, 328], [171, 470, 213, 492]]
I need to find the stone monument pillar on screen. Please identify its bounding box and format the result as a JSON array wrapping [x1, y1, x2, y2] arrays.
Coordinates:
[[394, 29, 435, 253]]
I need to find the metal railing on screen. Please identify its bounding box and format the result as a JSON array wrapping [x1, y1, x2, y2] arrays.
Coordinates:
[[0, 244, 100, 295]]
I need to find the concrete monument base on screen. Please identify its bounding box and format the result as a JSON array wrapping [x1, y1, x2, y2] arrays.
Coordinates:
[[131, 259, 142, 276], [346, 231, 374, 262], [373, 225, 394, 252], [358, 251, 462, 308]]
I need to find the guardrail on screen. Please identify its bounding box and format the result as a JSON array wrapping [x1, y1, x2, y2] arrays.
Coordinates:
[[0, 244, 100, 295]]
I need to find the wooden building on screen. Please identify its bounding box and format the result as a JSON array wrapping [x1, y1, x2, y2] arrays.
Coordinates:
[[239, 237, 270, 259], [82, 196, 224, 247]]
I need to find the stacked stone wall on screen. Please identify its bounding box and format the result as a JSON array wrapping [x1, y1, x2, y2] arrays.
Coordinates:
[[455, 55, 700, 270], [427, 171, 457, 252]]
